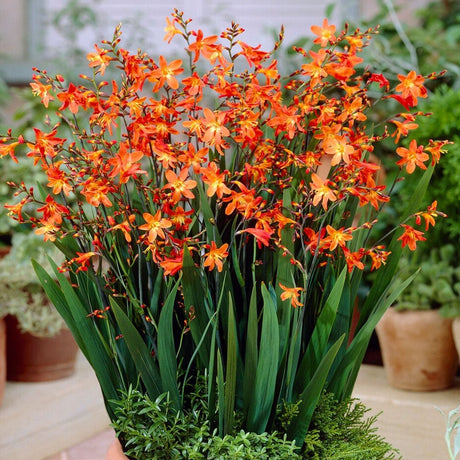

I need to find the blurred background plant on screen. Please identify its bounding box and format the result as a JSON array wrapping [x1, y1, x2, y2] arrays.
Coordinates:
[[393, 244, 460, 317], [0, 232, 65, 337]]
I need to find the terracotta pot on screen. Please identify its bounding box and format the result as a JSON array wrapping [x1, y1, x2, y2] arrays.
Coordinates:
[[0, 317, 6, 406], [106, 438, 128, 460], [5, 315, 79, 382], [376, 308, 458, 391]]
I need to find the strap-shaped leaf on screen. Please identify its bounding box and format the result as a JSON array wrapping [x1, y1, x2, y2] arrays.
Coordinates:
[[217, 349, 225, 436], [157, 281, 180, 410], [243, 285, 258, 416], [293, 268, 346, 395], [181, 245, 212, 365], [224, 293, 238, 434], [246, 283, 279, 433], [360, 164, 434, 321], [288, 334, 344, 447], [328, 270, 419, 400], [33, 259, 121, 420], [110, 298, 163, 400]]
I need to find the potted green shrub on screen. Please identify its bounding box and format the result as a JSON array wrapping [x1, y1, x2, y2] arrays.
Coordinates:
[[0, 11, 447, 456], [0, 232, 78, 382], [377, 245, 460, 391]]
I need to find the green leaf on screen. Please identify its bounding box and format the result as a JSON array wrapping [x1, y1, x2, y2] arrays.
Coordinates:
[[329, 270, 419, 400], [243, 285, 259, 417], [224, 293, 238, 435], [246, 283, 279, 433], [32, 259, 121, 420], [288, 335, 345, 447], [275, 191, 295, 360], [181, 245, 212, 365], [360, 164, 434, 322], [217, 349, 225, 437], [157, 281, 180, 410], [293, 268, 346, 395], [110, 298, 163, 400]]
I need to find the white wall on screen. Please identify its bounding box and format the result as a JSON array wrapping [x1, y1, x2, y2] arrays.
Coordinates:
[[42, 0, 354, 58]]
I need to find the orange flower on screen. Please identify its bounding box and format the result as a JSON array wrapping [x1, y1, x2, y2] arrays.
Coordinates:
[[398, 224, 426, 251], [414, 201, 446, 231], [87, 44, 112, 76], [390, 113, 418, 143], [200, 162, 231, 198], [81, 179, 113, 207], [139, 210, 172, 243], [367, 247, 391, 271], [301, 49, 328, 87], [425, 139, 450, 165], [188, 30, 218, 63], [160, 252, 183, 276], [238, 41, 270, 67], [323, 225, 353, 251], [30, 77, 54, 108], [36, 195, 69, 225], [203, 241, 229, 272], [4, 197, 29, 222], [323, 135, 355, 166], [239, 227, 273, 248], [57, 83, 85, 114], [311, 19, 336, 47], [0, 139, 20, 162], [71, 252, 97, 272], [168, 205, 193, 230], [342, 248, 365, 272], [279, 283, 304, 308], [178, 143, 208, 173], [34, 219, 60, 242], [395, 71, 427, 106], [151, 56, 184, 90], [201, 108, 230, 153], [310, 173, 337, 210], [27, 128, 63, 164], [108, 143, 146, 184], [182, 72, 206, 97], [163, 16, 182, 43], [108, 214, 136, 242], [45, 162, 72, 196], [396, 139, 429, 174], [164, 168, 197, 203]]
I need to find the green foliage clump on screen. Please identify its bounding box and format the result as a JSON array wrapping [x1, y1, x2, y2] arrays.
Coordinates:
[[111, 386, 299, 460], [303, 392, 401, 460], [408, 85, 460, 245], [111, 387, 399, 460], [393, 244, 460, 316], [357, 0, 460, 89], [0, 233, 65, 336]]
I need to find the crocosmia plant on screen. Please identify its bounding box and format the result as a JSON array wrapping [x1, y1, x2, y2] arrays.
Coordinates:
[[0, 10, 446, 454]]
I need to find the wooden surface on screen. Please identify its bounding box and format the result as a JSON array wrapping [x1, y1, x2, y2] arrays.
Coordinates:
[[0, 353, 110, 460]]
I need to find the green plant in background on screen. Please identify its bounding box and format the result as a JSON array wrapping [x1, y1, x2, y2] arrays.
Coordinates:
[[405, 85, 460, 246], [393, 244, 460, 317], [0, 232, 65, 336], [356, 0, 460, 89]]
